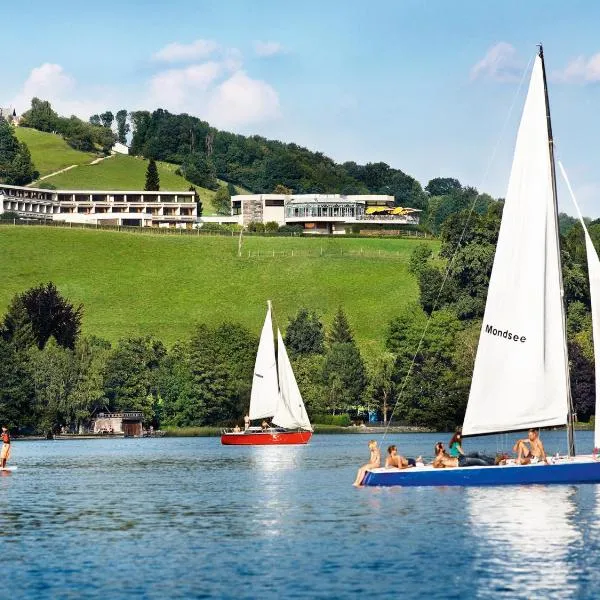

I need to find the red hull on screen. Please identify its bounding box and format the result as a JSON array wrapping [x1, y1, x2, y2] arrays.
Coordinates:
[[221, 431, 312, 445]]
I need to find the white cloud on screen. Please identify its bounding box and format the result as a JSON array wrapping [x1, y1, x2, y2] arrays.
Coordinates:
[[153, 39, 219, 63], [254, 41, 285, 57], [149, 62, 222, 111], [11, 63, 114, 118], [206, 71, 280, 128], [551, 54, 600, 83], [470, 42, 523, 82]]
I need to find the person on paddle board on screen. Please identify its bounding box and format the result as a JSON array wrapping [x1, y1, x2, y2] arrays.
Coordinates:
[[1, 426, 11, 469]]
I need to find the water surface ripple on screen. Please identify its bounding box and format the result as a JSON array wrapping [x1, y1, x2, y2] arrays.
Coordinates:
[[2, 431, 599, 599]]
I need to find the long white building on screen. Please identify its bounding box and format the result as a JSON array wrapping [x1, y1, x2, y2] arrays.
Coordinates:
[[0, 183, 197, 228], [231, 193, 421, 234]]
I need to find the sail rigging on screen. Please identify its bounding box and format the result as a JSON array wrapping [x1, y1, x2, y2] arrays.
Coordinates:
[[558, 162, 600, 451], [248, 302, 279, 420], [463, 52, 571, 436], [248, 303, 312, 431]]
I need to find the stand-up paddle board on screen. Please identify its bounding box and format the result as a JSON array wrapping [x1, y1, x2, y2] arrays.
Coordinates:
[[0, 466, 17, 472]]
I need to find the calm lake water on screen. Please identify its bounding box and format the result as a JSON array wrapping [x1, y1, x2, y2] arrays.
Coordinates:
[[2, 431, 600, 599]]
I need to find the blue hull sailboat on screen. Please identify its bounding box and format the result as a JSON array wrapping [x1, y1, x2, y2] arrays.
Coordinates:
[[364, 47, 600, 487]]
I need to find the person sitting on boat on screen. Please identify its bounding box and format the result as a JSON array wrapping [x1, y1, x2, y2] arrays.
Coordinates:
[[432, 442, 495, 468], [513, 429, 548, 465], [261, 420, 270, 431], [385, 445, 420, 469], [233, 425, 241, 433], [1, 426, 11, 469], [353, 440, 381, 487], [448, 428, 465, 457]]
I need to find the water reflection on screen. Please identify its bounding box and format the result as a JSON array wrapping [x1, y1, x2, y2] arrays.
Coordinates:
[[467, 486, 580, 599]]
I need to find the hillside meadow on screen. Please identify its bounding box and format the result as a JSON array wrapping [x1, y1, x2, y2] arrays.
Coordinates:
[[0, 226, 438, 357], [14, 127, 97, 176]]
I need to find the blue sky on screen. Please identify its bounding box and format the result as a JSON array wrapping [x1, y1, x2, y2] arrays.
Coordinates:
[[4, 0, 600, 215]]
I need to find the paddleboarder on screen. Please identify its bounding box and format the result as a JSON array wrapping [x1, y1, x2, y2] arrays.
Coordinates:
[[1, 426, 10, 469]]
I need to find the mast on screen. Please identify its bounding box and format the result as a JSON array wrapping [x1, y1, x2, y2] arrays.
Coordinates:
[[539, 45, 576, 456]]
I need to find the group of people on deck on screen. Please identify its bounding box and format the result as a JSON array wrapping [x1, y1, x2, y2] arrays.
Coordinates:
[[353, 428, 548, 486]]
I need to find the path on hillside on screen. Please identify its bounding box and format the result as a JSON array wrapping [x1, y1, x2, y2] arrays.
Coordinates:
[[29, 154, 114, 187]]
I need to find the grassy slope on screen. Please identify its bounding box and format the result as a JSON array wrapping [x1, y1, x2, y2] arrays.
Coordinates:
[[43, 154, 218, 213], [0, 227, 438, 357], [14, 127, 97, 176]]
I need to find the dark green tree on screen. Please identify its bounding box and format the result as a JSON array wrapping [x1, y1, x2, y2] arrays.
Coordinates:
[[425, 177, 462, 196], [0, 120, 38, 185], [103, 336, 165, 423], [100, 111, 114, 129], [0, 338, 35, 429], [20, 98, 58, 132], [89, 114, 102, 126], [115, 109, 130, 144], [2, 283, 83, 350], [144, 158, 160, 191], [284, 308, 324, 355], [323, 342, 367, 412], [189, 185, 203, 217], [213, 185, 231, 215], [328, 306, 354, 345]]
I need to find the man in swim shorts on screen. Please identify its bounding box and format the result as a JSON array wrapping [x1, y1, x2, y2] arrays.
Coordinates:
[[513, 429, 548, 465]]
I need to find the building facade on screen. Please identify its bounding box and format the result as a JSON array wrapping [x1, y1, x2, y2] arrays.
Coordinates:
[[231, 193, 421, 234], [0, 183, 197, 228]]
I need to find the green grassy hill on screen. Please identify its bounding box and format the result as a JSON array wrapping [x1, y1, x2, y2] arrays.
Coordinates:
[[0, 227, 437, 357], [14, 128, 220, 213], [44, 154, 217, 210], [14, 127, 97, 176]]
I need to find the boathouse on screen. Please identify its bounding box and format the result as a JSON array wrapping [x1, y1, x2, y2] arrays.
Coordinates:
[[93, 412, 144, 437]]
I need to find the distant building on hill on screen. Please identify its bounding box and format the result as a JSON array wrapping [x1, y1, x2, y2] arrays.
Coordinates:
[[0, 183, 197, 228], [231, 193, 421, 235], [0, 106, 19, 124], [111, 142, 129, 155], [92, 412, 144, 437]]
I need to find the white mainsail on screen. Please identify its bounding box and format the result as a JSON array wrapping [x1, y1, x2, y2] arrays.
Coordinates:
[[272, 329, 313, 431], [558, 162, 600, 450], [248, 302, 280, 420], [463, 55, 570, 435]]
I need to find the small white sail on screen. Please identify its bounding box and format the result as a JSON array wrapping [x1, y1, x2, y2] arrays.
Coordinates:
[[248, 302, 280, 420], [463, 55, 570, 435], [272, 329, 313, 431], [558, 162, 600, 450]]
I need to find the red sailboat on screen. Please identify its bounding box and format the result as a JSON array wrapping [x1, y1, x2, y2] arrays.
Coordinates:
[[221, 302, 313, 445]]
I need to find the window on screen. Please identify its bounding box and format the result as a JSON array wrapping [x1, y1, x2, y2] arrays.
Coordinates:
[[265, 199, 284, 207]]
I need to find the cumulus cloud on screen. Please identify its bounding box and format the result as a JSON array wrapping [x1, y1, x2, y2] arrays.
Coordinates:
[[254, 41, 285, 57], [11, 63, 114, 118], [149, 62, 222, 111], [206, 71, 280, 128], [153, 39, 219, 63], [470, 42, 523, 82], [551, 53, 600, 83]]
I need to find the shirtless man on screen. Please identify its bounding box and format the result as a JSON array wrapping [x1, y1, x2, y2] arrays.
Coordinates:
[[513, 429, 548, 465], [353, 440, 381, 487], [385, 445, 419, 468]]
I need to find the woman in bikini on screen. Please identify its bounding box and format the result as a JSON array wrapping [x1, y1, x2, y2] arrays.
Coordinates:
[[353, 440, 381, 487]]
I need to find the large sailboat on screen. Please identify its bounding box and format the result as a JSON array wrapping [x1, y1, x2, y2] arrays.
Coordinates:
[[221, 302, 313, 445], [364, 47, 600, 486]]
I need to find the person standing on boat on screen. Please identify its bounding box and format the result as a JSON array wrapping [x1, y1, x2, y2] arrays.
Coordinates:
[[513, 429, 548, 465], [353, 440, 381, 487], [244, 414, 250, 431], [1, 426, 11, 469]]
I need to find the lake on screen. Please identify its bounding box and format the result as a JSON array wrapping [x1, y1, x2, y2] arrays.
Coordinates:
[[2, 431, 599, 599]]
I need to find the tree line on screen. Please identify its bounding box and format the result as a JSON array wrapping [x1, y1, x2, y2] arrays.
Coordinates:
[[0, 284, 380, 434]]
